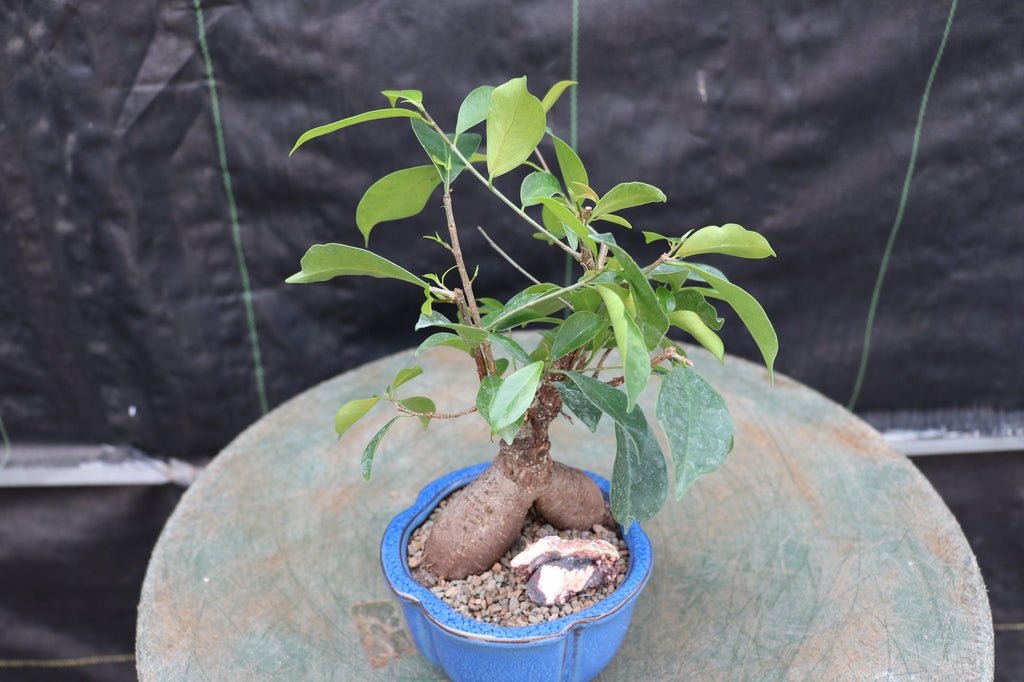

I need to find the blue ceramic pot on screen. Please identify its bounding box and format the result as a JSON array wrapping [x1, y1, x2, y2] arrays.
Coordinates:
[[380, 463, 653, 682]]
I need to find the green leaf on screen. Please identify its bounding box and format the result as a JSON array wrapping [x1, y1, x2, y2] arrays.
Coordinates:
[[486, 77, 546, 179], [656, 365, 733, 499], [287, 244, 428, 287], [571, 182, 601, 204], [591, 182, 667, 220], [643, 230, 673, 244], [380, 89, 423, 107], [683, 263, 777, 378], [553, 380, 602, 432], [551, 311, 607, 360], [488, 333, 532, 364], [593, 214, 633, 229], [598, 237, 669, 350], [455, 85, 494, 135], [676, 224, 776, 259], [494, 358, 510, 376], [447, 324, 491, 345], [540, 80, 576, 112], [567, 287, 603, 313], [482, 283, 566, 330], [540, 203, 566, 238], [595, 285, 650, 410], [684, 263, 729, 283], [668, 310, 724, 361], [648, 263, 689, 289], [410, 119, 481, 186], [489, 361, 544, 430], [290, 108, 423, 155], [560, 372, 668, 529], [529, 332, 554, 362], [478, 297, 505, 314], [415, 332, 470, 356], [476, 375, 521, 443], [389, 366, 424, 393], [361, 416, 399, 480], [335, 397, 380, 437], [415, 313, 489, 346], [399, 396, 435, 428], [476, 375, 501, 421], [656, 287, 675, 313], [551, 135, 589, 207], [675, 289, 723, 330], [536, 198, 595, 253], [356, 166, 441, 244], [415, 310, 452, 330], [520, 171, 563, 207]]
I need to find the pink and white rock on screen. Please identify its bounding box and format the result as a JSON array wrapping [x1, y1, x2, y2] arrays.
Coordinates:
[[510, 535, 621, 606]]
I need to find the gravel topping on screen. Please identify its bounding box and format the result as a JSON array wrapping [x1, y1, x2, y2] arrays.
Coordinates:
[[407, 500, 629, 627]]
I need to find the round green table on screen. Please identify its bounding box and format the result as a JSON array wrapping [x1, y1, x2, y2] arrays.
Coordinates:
[[137, 345, 994, 680]]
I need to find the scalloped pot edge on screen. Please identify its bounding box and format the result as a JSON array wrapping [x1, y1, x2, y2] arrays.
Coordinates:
[[378, 462, 653, 682]]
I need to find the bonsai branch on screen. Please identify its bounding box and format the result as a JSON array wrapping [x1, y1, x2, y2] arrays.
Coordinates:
[[395, 404, 478, 420], [650, 346, 687, 367], [421, 113, 582, 264], [442, 189, 497, 377], [591, 348, 614, 378], [642, 240, 685, 275]]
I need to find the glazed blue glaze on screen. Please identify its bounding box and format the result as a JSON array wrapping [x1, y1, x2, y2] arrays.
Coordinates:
[[380, 463, 653, 682]]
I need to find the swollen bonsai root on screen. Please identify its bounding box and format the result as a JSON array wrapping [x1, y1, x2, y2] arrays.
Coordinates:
[[533, 462, 612, 530], [421, 382, 609, 580], [421, 458, 607, 580], [421, 462, 537, 580]]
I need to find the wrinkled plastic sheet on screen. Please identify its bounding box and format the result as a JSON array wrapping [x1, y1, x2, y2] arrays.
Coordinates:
[[1, 0, 1022, 461]]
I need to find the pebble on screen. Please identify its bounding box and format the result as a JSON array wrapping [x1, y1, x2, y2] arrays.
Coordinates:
[[407, 499, 629, 628]]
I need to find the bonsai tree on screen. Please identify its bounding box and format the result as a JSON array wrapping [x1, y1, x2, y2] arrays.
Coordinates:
[[288, 78, 777, 581]]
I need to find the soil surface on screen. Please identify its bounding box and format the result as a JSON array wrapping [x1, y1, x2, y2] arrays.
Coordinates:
[[408, 498, 629, 627]]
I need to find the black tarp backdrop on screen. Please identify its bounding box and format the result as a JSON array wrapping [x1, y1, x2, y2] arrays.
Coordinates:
[[1, 0, 1022, 462]]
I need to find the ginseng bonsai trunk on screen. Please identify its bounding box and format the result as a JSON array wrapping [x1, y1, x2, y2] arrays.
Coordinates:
[[421, 380, 608, 581]]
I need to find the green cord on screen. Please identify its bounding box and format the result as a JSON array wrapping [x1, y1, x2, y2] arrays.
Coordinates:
[[193, 0, 269, 416], [564, 0, 581, 287], [570, 0, 579, 152], [848, 0, 958, 411]]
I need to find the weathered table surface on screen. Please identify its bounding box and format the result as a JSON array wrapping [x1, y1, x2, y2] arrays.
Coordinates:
[[137, 343, 994, 680]]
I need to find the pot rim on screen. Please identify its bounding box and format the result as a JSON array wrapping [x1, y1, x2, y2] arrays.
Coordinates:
[[380, 462, 654, 643]]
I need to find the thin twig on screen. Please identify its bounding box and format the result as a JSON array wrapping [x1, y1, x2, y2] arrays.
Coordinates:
[[476, 226, 542, 284], [591, 348, 614, 379], [642, 240, 686, 275], [534, 148, 551, 173], [650, 346, 685, 367], [396, 404, 478, 420]]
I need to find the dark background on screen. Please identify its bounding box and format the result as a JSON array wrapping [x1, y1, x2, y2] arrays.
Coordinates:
[[0, 0, 1020, 678], [2, 0, 1022, 459]]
